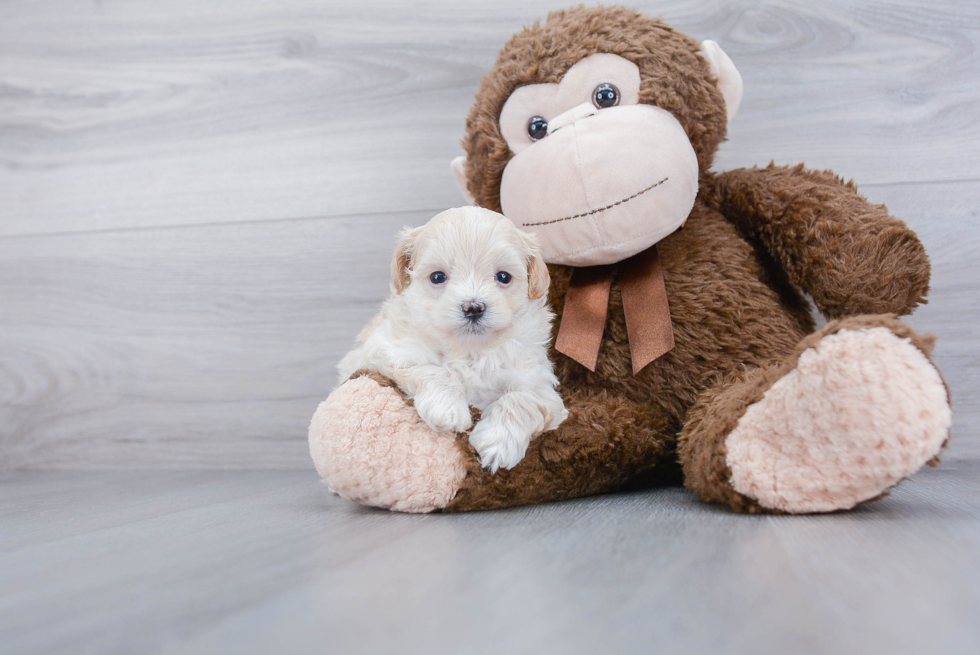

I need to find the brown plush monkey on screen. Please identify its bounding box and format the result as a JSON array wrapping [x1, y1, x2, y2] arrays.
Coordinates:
[[310, 6, 951, 514]]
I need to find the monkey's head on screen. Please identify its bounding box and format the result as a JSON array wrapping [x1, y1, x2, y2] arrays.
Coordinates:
[[451, 6, 743, 267]]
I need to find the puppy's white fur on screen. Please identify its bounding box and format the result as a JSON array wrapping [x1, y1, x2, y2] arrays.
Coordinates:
[[338, 206, 568, 473]]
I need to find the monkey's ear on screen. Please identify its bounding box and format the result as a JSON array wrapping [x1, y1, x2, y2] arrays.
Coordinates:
[[517, 231, 551, 300], [450, 156, 477, 206], [390, 225, 425, 294], [699, 40, 743, 123]]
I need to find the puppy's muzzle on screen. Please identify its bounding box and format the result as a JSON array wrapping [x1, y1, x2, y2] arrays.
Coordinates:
[[461, 301, 486, 321]]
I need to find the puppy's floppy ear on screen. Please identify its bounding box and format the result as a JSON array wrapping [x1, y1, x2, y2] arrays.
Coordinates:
[[518, 231, 551, 300], [527, 254, 550, 300], [391, 225, 425, 294]]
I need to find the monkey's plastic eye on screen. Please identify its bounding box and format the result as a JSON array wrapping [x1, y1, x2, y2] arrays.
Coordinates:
[[494, 271, 512, 284], [593, 83, 620, 109], [527, 116, 548, 141], [430, 271, 447, 285]]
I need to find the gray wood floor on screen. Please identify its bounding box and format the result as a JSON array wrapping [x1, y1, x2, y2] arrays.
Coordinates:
[[2, 1, 979, 653], [2, 464, 980, 655]]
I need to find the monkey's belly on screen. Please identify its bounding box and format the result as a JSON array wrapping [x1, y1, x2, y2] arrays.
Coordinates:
[[551, 203, 814, 425]]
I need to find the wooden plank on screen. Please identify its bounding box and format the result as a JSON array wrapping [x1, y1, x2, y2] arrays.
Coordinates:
[[0, 470, 314, 552], [1, 0, 978, 237], [1, 466, 978, 654], [0, 180, 976, 469], [0, 470, 432, 655], [0, 210, 431, 469]]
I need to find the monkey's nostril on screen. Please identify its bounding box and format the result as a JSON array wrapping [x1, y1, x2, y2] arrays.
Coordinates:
[[461, 301, 486, 319]]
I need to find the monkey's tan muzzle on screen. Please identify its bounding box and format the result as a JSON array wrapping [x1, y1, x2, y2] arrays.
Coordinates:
[[500, 104, 699, 268]]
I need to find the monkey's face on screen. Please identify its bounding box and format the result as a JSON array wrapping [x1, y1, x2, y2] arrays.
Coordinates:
[[453, 7, 743, 268], [497, 54, 700, 267]]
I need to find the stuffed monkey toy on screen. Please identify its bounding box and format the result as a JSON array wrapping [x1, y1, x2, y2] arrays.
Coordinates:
[[310, 6, 951, 514]]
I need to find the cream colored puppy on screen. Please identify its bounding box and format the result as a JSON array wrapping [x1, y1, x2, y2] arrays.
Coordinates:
[[337, 206, 568, 473]]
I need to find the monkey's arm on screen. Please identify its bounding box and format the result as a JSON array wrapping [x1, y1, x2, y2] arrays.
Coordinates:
[[707, 163, 930, 318]]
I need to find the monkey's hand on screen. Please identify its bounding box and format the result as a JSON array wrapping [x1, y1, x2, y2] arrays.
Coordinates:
[[708, 163, 930, 319]]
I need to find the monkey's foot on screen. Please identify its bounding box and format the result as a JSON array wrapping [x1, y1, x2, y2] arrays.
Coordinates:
[[309, 371, 467, 513], [725, 321, 951, 513]]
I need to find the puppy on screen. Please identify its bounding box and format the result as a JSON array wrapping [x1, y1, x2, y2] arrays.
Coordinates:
[[337, 206, 568, 473]]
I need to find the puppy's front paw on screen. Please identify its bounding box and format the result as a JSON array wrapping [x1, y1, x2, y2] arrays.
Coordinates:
[[414, 390, 473, 434], [468, 418, 531, 474]]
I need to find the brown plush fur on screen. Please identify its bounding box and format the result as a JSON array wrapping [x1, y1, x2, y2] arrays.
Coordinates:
[[441, 6, 938, 513]]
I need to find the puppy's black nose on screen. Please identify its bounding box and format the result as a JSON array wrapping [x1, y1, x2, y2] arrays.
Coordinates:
[[461, 301, 486, 319]]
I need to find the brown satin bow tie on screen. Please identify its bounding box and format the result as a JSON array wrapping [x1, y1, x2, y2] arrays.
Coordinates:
[[554, 244, 674, 374]]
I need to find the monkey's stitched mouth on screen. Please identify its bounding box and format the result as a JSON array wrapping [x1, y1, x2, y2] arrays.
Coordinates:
[[522, 176, 669, 227]]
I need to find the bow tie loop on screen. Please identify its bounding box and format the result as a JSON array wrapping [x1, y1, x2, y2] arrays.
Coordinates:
[[554, 245, 674, 375]]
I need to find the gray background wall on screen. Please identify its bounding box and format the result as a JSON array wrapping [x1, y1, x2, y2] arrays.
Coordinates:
[[1, 0, 977, 469]]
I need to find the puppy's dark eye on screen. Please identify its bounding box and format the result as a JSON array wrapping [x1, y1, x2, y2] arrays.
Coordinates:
[[430, 271, 447, 284], [495, 271, 512, 284], [527, 116, 548, 141], [593, 83, 620, 109]]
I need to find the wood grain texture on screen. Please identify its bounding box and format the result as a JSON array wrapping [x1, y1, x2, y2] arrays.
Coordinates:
[[1, 465, 979, 654], [1, 182, 975, 469], [0, 210, 429, 468], [0, 0, 978, 236], [0, 0, 978, 468]]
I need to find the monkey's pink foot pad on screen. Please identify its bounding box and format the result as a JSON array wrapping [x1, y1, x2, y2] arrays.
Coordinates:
[[726, 327, 951, 513], [309, 373, 466, 513]]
